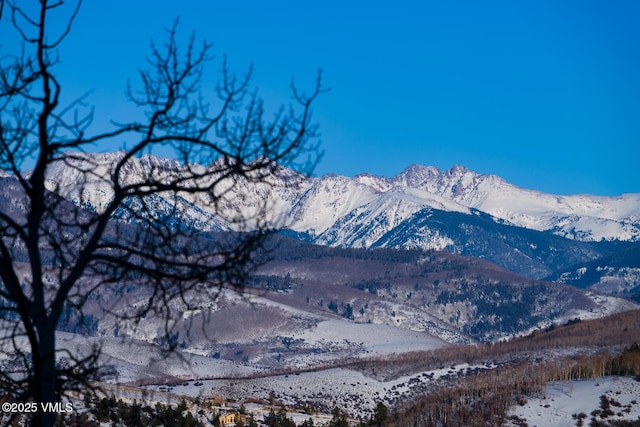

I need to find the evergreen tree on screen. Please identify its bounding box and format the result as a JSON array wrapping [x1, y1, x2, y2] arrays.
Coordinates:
[[369, 402, 388, 427], [328, 407, 349, 427]]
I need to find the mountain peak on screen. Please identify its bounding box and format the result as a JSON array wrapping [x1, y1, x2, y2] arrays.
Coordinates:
[[392, 164, 441, 188], [450, 164, 469, 173], [402, 163, 442, 175]]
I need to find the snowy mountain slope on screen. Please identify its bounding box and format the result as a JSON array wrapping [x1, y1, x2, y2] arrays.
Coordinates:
[[547, 245, 640, 296], [282, 165, 638, 276], [35, 151, 640, 280], [41, 151, 640, 242], [371, 208, 628, 278], [388, 164, 640, 241], [309, 188, 468, 248], [43, 151, 303, 232], [287, 174, 381, 236]]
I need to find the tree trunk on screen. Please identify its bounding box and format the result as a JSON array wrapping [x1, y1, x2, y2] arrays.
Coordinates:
[[33, 324, 56, 427]]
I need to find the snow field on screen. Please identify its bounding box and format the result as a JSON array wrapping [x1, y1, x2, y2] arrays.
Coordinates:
[[507, 376, 640, 427]]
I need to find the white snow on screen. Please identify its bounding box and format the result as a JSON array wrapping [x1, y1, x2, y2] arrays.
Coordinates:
[[44, 152, 640, 244], [296, 319, 446, 356], [507, 377, 640, 427]]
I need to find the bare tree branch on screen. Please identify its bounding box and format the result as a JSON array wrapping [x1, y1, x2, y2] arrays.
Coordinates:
[[0, 2, 324, 426]]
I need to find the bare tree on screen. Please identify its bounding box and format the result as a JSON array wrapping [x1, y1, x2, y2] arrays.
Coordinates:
[[0, 1, 325, 426]]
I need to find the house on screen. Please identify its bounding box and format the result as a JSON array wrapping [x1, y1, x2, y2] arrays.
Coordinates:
[[218, 412, 236, 426], [219, 412, 246, 426]]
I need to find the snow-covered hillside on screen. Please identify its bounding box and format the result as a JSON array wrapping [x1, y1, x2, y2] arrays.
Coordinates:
[[506, 377, 640, 427], [548, 245, 640, 294]]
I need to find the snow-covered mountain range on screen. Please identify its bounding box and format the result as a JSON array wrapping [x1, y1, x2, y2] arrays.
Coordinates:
[[44, 151, 640, 240], [40, 151, 640, 278], [288, 163, 640, 245]]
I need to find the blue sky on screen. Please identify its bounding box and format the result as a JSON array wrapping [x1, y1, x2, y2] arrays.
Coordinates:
[[2, 1, 639, 195]]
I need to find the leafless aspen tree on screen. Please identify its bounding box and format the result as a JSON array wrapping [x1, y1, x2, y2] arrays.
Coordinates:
[[0, 1, 325, 425]]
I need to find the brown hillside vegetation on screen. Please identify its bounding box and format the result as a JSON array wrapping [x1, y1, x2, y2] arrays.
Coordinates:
[[388, 346, 640, 427], [504, 308, 640, 351], [344, 308, 640, 382], [372, 309, 640, 426]]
